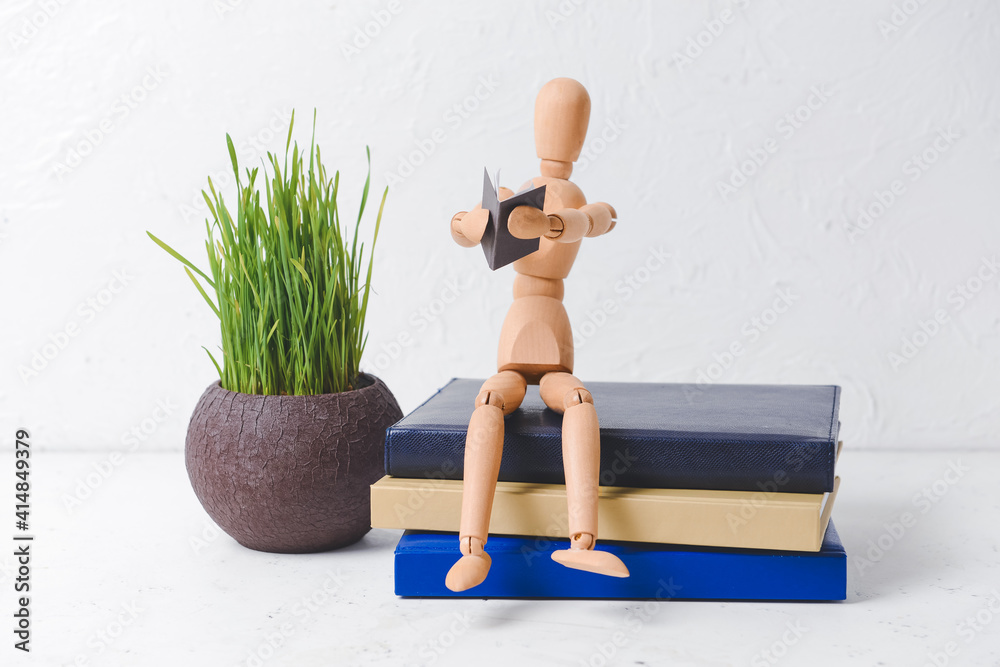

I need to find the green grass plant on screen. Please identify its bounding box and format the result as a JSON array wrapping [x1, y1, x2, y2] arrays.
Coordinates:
[[148, 111, 384, 395]]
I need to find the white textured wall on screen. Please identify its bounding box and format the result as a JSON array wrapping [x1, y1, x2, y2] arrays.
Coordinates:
[[1, 0, 998, 451]]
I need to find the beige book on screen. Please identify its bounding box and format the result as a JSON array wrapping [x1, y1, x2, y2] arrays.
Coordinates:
[[370, 475, 840, 552]]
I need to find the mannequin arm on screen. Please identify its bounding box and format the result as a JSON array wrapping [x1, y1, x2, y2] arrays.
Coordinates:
[[508, 201, 618, 244], [581, 202, 617, 238]]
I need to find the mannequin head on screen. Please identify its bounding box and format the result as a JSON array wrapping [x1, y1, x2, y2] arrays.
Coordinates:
[[534, 78, 591, 179]]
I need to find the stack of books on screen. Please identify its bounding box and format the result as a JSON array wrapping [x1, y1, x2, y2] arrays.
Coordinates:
[[370, 379, 846, 600]]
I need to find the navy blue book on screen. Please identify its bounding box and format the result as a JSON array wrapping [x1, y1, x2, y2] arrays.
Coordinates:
[[385, 379, 840, 494], [394, 522, 847, 600]]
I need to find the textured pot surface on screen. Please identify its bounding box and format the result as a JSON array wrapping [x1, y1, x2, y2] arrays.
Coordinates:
[[186, 374, 402, 553]]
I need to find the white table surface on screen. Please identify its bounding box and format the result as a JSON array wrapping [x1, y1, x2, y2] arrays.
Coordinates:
[[2, 449, 998, 667]]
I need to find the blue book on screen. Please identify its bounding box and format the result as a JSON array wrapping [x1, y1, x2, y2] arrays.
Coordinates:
[[385, 379, 841, 494], [393, 522, 847, 600]]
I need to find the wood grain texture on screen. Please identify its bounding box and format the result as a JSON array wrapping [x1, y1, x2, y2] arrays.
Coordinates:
[[497, 296, 575, 377]]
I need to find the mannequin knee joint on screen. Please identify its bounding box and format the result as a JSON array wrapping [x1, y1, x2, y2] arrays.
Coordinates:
[[563, 388, 593, 411], [475, 390, 505, 410]]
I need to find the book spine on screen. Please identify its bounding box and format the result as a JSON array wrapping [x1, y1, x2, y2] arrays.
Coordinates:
[[371, 477, 836, 551], [384, 427, 835, 494], [393, 531, 847, 600]]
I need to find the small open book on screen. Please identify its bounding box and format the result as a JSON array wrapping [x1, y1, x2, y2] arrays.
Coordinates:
[[478, 168, 546, 270]]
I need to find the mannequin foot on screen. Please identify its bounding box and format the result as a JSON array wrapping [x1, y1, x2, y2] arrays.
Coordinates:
[[445, 537, 492, 592], [552, 533, 629, 578]]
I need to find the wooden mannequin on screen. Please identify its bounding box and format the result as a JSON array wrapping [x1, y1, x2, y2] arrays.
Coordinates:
[[446, 78, 628, 592]]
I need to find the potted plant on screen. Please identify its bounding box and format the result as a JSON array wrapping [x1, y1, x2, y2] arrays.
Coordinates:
[[149, 112, 402, 553]]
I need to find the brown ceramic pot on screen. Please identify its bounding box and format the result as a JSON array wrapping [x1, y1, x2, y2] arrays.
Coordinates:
[[185, 373, 402, 553]]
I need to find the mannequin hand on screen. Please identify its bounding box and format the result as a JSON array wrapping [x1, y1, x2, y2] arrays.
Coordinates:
[[450, 208, 490, 247], [508, 206, 552, 240], [582, 202, 617, 237]]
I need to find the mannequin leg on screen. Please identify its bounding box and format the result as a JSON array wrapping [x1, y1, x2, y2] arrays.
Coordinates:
[[445, 370, 527, 592], [539, 372, 629, 578]]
